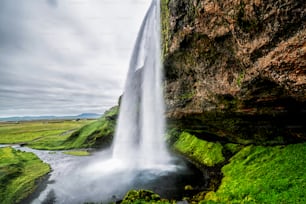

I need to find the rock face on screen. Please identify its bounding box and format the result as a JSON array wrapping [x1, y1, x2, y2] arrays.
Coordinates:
[[161, 0, 306, 144]]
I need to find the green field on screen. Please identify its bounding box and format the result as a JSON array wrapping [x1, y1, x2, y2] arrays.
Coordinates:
[[0, 120, 94, 147], [0, 107, 119, 203], [0, 147, 50, 204], [0, 106, 118, 151]]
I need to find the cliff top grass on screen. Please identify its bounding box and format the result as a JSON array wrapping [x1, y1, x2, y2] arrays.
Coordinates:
[[202, 143, 306, 203], [0, 147, 50, 204], [173, 132, 225, 167], [58, 106, 118, 149], [28, 106, 118, 150]]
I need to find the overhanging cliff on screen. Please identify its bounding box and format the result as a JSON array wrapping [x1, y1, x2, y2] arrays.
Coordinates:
[[162, 0, 306, 144]]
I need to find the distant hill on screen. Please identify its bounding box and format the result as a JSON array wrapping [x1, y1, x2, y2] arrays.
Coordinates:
[[0, 113, 101, 122], [76, 113, 101, 119]]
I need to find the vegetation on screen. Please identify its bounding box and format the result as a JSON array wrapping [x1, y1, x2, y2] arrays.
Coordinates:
[[59, 106, 118, 149], [0, 106, 118, 151], [165, 129, 306, 203], [1, 101, 304, 203], [173, 132, 225, 167], [0, 120, 92, 145], [121, 190, 170, 204], [28, 106, 118, 150], [0, 147, 50, 204], [201, 143, 306, 203], [63, 150, 90, 156], [118, 142, 306, 203]]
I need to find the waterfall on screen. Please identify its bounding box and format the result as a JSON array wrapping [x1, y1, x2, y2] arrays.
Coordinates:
[[28, 1, 194, 203], [112, 0, 171, 168]]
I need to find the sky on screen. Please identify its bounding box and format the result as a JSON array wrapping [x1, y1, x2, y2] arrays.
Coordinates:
[[0, 0, 151, 117]]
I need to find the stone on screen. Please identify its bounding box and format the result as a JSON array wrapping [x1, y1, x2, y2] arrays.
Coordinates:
[[161, 0, 306, 144]]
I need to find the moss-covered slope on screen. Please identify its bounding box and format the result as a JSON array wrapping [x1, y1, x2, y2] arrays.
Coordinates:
[[29, 106, 118, 150], [202, 143, 306, 203], [166, 129, 306, 203], [173, 132, 224, 167], [0, 147, 50, 204]]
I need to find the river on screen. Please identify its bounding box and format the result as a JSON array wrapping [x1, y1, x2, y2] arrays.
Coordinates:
[[1, 145, 207, 203]]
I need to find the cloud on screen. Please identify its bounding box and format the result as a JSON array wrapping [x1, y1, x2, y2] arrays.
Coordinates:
[[0, 0, 151, 117], [47, 0, 58, 7]]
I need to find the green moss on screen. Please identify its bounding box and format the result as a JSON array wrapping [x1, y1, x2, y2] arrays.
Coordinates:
[[180, 91, 195, 101], [121, 190, 170, 204], [165, 128, 181, 146], [62, 150, 90, 156], [0, 147, 50, 204], [236, 71, 245, 87], [202, 143, 306, 203], [29, 106, 118, 150], [224, 143, 242, 154], [173, 132, 225, 167]]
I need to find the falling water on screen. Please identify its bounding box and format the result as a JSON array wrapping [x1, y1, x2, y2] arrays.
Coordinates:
[[29, 1, 194, 203], [112, 0, 171, 168]]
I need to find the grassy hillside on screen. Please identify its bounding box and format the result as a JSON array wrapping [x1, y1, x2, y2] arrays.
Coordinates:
[[0, 106, 118, 151], [202, 143, 306, 203], [0, 147, 50, 204], [28, 106, 118, 150], [167, 131, 306, 203]]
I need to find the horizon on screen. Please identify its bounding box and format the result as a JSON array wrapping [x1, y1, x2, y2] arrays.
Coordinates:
[[0, 112, 102, 119]]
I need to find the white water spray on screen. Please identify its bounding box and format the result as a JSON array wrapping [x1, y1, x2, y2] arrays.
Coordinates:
[[112, 0, 171, 168], [30, 1, 183, 203]]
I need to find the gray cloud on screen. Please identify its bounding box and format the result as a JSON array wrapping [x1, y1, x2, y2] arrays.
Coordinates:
[[0, 0, 150, 117], [47, 0, 58, 7]]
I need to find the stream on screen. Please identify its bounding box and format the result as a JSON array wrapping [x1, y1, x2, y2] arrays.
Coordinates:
[[1, 145, 207, 204]]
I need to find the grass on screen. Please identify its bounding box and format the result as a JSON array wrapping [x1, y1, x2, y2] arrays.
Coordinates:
[[0, 106, 117, 151], [63, 150, 90, 156], [0, 120, 93, 145], [0, 147, 50, 204], [27, 120, 104, 150], [173, 132, 225, 167], [59, 106, 118, 149], [202, 143, 306, 203]]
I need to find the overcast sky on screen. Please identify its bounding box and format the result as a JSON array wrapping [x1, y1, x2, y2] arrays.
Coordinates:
[[0, 0, 151, 117]]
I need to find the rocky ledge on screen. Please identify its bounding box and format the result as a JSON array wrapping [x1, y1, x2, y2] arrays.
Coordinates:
[[161, 0, 306, 144]]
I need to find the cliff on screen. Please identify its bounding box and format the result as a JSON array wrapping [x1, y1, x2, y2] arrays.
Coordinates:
[[162, 0, 306, 144]]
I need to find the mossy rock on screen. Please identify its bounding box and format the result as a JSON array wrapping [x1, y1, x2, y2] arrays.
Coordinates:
[[121, 190, 165, 204], [201, 143, 306, 203], [173, 132, 225, 167]]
